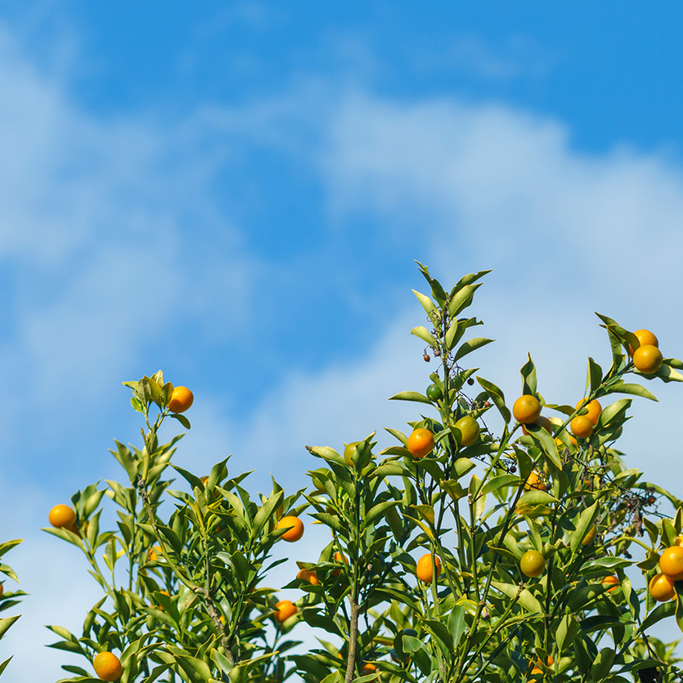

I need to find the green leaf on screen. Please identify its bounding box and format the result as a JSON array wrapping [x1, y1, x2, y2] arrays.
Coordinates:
[[556, 614, 579, 653], [481, 474, 520, 496], [639, 601, 676, 632], [476, 376, 511, 424], [492, 582, 543, 614], [252, 490, 284, 539], [520, 354, 537, 395], [388, 391, 432, 405], [448, 605, 466, 647], [571, 502, 599, 555], [0, 615, 20, 638], [590, 647, 615, 682], [610, 381, 658, 402], [587, 358, 603, 395], [174, 654, 213, 683], [171, 413, 191, 429], [411, 326, 437, 346], [656, 364, 683, 383], [445, 318, 465, 350], [365, 501, 400, 527], [518, 490, 557, 506], [412, 290, 437, 317], [448, 283, 483, 318], [453, 337, 494, 362]]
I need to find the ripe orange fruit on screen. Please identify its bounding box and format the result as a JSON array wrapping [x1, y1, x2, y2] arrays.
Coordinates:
[[274, 600, 297, 623], [524, 470, 546, 492], [297, 569, 319, 586], [332, 551, 348, 577], [343, 442, 360, 465], [659, 546, 683, 581], [147, 545, 161, 562], [570, 415, 593, 439], [360, 663, 377, 676], [530, 656, 554, 675], [649, 573, 676, 602], [454, 416, 479, 447], [522, 415, 552, 436], [633, 345, 663, 374], [49, 504, 76, 529], [276, 516, 304, 542], [407, 428, 434, 459], [575, 399, 601, 425], [520, 550, 545, 577], [0, 583, 4, 597], [416, 553, 442, 583], [93, 652, 123, 681], [167, 386, 194, 413], [602, 575, 619, 592], [629, 329, 659, 355], [513, 395, 542, 424], [674, 535, 683, 547], [581, 526, 597, 546]]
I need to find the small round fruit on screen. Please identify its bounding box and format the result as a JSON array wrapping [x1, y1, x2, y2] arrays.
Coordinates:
[[633, 345, 663, 374], [274, 600, 297, 623], [49, 504, 76, 529], [416, 553, 442, 583], [513, 396, 542, 425], [581, 526, 597, 546], [407, 428, 434, 459], [629, 329, 659, 355], [520, 550, 545, 578], [454, 416, 479, 447], [530, 656, 554, 675], [93, 652, 123, 682], [147, 545, 161, 562], [332, 551, 348, 577], [297, 569, 319, 586], [524, 471, 546, 492], [167, 386, 194, 413], [426, 384, 443, 401], [675, 535, 683, 547], [276, 516, 304, 542], [343, 442, 360, 466], [602, 575, 619, 592], [522, 415, 553, 436], [576, 399, 602, 425], [649, 573, 676, 602], [659, 546, 683, 581], [570, 415, 593, 439], [360, 663, 377, 676]]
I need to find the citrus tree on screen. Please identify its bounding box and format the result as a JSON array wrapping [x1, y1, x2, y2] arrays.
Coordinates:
[[45, 266, 683, 683], [0, 539, 24, 677]]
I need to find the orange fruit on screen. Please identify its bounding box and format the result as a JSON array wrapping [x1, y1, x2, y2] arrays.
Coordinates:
[[407, 428, 434, 459], [520, 550, 545, 577], [49, 504, 77, 529], [522, 415, 552, 436], [575, 399, 601, 425], [276, 516, 304, 542], [530, 656, 554, 675], [659, 546, 683, 581], [454, 416, 479, 447], [343, 442, 360, 465], [513, 395, 542, 424], [524, 470, 546, 492], [674, 535, 683, 547], [0, 583, 4, 597], [297, 569, 319, 586], [629, 329, 659, 355], [147, 545, 161, 562], [274, 599, 297, 623], [167, 386, 194, 413], [581, 526, 597, 546], [602, 575, 619, 592], [360, 663, 377, 676], [332, 551, 348, 577], [93, 652, 123, 681], [570, 415, 593, 439], [649, 573, 676, 602], [416, 553, 441, 583], [633, 345, 663, 374]]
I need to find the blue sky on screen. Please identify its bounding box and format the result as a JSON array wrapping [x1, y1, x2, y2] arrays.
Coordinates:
[[2, 2, 683, 680]]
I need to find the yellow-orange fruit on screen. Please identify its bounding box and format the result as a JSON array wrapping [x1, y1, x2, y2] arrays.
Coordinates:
[[530, 656, 554, 675], [296, 569, 319, 586], [633, 345, 663, 374], [524, 470, 547, 492], [343, 442, 360, 465], [407, 428, 434, 459], [570, 415, 593, 439], [602, 575, 619, 592], [93, 652, 123, 681], [332, 551, 348, 577], [49, 504, 77, 529], [522, 415, 553, 436], [416, 553, 442, 583], [276, 516, 304, 542], [360, 663, 377, 676], [649, 573, 676, 602], [629, 329, 659, 355], [575, 399, 602, 425], [274, 600, 297, 623], [520, 550, 545, 577], [513, 396, 542, 425], [167, 386, 194, 413], [454, 416, 479, 446], [581, 526, 597, 546], [659, 546, 683, 581]]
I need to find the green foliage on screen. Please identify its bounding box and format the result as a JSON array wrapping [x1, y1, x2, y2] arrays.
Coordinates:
[[45, 268, 683, 683], [0, 539, 25, 677]]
